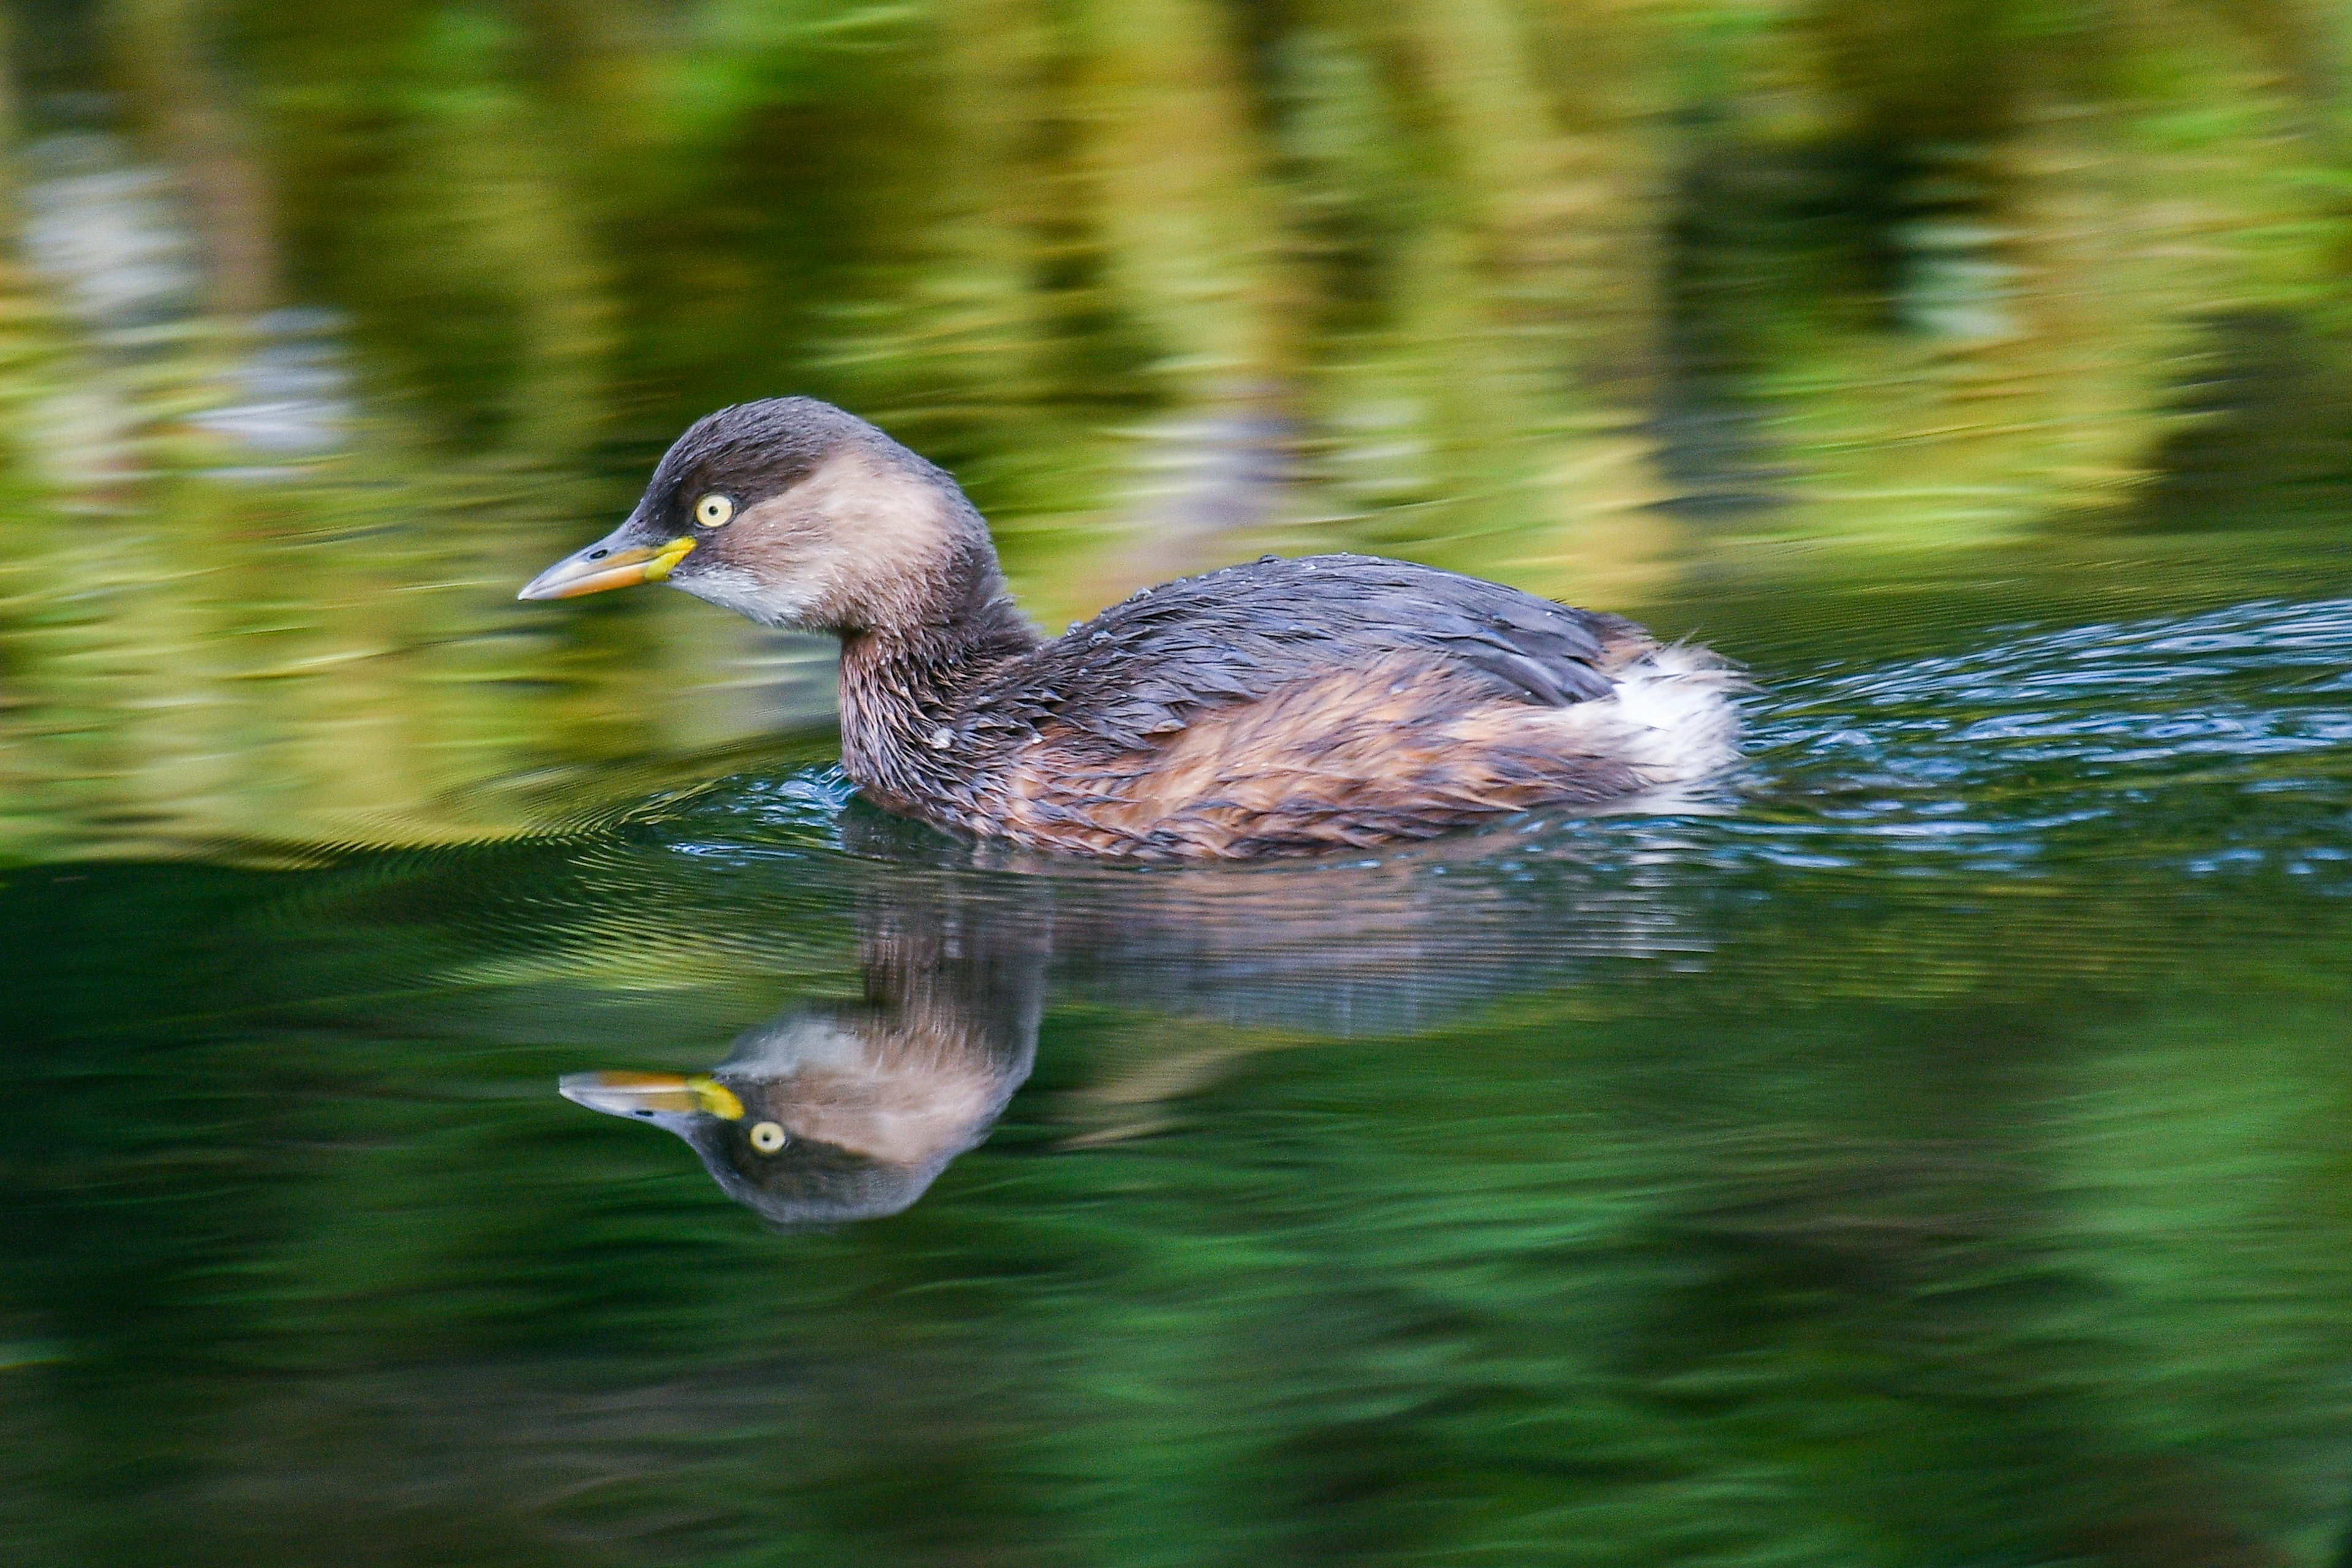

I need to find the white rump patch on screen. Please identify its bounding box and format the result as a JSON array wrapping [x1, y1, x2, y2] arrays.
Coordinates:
[[1529, 643, 1746, 792]]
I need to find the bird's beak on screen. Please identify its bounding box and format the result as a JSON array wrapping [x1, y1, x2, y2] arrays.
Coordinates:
[[518, 529, 696, 601], [559, 1071, 745, 1121]]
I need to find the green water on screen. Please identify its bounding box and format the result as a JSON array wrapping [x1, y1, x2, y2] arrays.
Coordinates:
[[10, 546, 2352, 1566], [10, 1, 2352, 1562]]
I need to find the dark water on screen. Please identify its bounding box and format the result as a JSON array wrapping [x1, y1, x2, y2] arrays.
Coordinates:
[[10, 543, 2352, 1566], [12, 2, 2352, 1561]]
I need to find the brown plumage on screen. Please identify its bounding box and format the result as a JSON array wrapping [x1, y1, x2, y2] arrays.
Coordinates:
[[521, 398, 1743, 859]]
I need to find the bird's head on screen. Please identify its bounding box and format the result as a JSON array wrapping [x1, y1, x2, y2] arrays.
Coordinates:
[[519, 397, 987, 633]]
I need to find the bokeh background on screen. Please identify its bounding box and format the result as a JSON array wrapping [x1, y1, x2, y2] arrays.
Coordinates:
[[9, 5, 2352, 1568], [1, 0, 2347, 851]]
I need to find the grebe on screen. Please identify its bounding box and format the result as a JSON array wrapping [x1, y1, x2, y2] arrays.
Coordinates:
[[521, 398, 1741, 859]]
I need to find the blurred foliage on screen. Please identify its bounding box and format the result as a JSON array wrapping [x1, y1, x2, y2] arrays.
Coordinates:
[[0, 0, 2349, 853], [5, 6, 2352, 1564], [6, 608, 2352, 1564]]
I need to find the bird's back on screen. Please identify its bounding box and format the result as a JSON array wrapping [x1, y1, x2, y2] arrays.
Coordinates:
[[951, 555, 1739, 859]]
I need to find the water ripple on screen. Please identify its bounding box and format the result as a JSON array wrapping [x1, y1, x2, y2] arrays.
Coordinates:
[[1739, 597, 2352, 884], [590, 595, 2352, 1022]]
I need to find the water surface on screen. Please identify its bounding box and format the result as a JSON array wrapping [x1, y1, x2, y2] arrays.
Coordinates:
[[10, 4, 2352, 1561], [10, 553, 2352, 1566]]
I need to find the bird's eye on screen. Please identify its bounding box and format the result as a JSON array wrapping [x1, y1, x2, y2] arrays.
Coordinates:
[[748, 1121, 786, 1154], [694, 494, 734, 528]]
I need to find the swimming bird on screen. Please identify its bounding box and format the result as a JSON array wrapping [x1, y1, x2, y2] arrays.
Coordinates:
[[521, 398, 1740, 859]]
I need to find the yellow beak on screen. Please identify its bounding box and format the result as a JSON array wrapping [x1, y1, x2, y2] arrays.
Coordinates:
[[518, 534, 696, 601], [559, 1071, 746, 1121]]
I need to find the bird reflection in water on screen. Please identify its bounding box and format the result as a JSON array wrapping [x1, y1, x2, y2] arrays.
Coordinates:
[[562, 889, 1044, 1227], [559, 806, 1716, 1227]]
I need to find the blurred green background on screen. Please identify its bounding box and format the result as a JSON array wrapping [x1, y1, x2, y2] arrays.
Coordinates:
[[2, 0, 2349, 854], [7, 4, 2352, 1567]]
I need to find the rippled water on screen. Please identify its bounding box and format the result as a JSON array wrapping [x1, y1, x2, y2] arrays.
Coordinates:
[[11, 4, 2352, 1556], [11, 563, 2352, 1566]]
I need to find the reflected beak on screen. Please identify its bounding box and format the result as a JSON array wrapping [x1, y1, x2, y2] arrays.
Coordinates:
[[518, 532, 696, 601], [559, 1071, 745, 1122]]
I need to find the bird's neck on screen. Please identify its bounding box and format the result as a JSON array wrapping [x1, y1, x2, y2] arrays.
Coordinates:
[[834, 545, 1040, 814]]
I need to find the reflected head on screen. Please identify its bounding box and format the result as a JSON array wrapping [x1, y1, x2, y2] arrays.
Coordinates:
[[560, 1061, 951, 1229]]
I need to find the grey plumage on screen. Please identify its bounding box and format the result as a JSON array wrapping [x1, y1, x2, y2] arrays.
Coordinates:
[[527, 397, 1742, 859], [959, 554, 1633, 754]]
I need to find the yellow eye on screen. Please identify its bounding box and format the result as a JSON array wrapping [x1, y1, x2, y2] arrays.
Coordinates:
[[748, 1121, 786, 1154], [694, 494, 734, 528]]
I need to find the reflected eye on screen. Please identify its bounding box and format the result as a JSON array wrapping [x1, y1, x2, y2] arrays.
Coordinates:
[[694, 494, 735, 528], [748, 1121, 786, 1154]]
